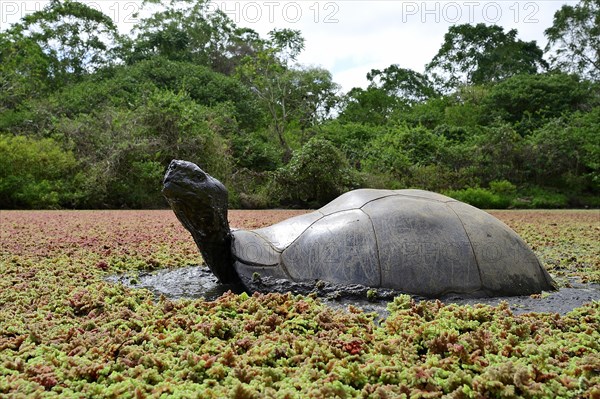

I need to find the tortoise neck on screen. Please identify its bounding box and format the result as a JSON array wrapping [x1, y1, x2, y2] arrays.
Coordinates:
[[172, 202, 239, 284]]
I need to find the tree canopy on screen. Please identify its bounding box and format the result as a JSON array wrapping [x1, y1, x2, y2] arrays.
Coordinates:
[[0, 0, 597, 209], [426, 24, 548, 91], [545, 0, 600, 80], [7, 0, 121, 84]]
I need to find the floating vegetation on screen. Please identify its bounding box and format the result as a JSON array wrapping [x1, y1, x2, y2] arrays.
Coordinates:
[[1, 210, 598, 398]]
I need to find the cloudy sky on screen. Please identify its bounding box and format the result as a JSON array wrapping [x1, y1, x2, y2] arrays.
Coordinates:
[[226, 0, 573, 91], [1, 0, 573, 92]]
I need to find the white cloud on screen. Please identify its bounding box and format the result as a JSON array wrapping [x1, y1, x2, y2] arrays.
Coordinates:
[[230, 1, 570, 92]]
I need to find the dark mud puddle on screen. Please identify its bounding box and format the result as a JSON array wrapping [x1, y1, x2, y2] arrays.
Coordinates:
[[106, 266, 600, 316], [106, 266, 245, 301]]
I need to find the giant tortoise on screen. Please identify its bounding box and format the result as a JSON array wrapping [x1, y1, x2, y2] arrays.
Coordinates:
[[162, 160, 556, 297]]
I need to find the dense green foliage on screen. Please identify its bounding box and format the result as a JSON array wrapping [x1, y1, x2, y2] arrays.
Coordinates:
[[273, 138, 360, 207], [0, 0, 598, 209], [545, 0, 600, 80], [0, 135, 77, 208], [426, 23, 548, 91]]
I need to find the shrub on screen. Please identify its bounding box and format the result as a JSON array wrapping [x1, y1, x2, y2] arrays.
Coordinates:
[[531, 193, 568, 208], [526, 110, 600, 194], [473, 123, 524, 184], [512, 187, 569, 209], [318, 121, 383, 168], [273, 138, 361, 207], [112, 160, 166, 209], [231, 131, 282, 172], [481, 72, 592, 131], [363, 125, 447, 181], [489, 180, 517, 197], [444, 187, 509, 209], [229, 168, 274, 209], [140, 89, 233, 179], [409, 164, 481, 192], [0, 134, 77, 208]]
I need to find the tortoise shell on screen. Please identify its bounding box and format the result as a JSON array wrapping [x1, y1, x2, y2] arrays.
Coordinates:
[[231, 189, 555, 297]]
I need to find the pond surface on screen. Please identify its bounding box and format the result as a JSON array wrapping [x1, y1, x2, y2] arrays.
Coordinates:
[[106, 266, 600, 317], [106, 266, 245, 301]]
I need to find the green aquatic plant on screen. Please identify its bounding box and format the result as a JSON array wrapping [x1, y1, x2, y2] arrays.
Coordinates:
[[0, 210, 598, 397]]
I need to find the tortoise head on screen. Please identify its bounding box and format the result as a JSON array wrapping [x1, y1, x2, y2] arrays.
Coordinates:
[[163, 160, 223, 201], [163, 160, 237, 283], [162, 160, 229, 236]]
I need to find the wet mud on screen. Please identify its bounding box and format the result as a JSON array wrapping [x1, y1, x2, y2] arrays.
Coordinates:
[[106, 265, 600, 317], [106, 266, 245, 301]]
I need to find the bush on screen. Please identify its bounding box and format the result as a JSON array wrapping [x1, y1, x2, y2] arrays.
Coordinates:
[[273, 138, 361, 207], [229, 168, 274, 209], [49, 89, 235, 208], [481, 72, 592, 132], [571, 194, 600, 208], [140, 89, 233, 179], [363, 134, 411, 180], [231, 131, 282, 172], [531, 193, 568, 208], [357, 172, 404, 190], [318, 121, 383, 167], [489, 180, 517, 197], [525, 110, 600, 194], [45, 57, 264, 131], [448, 185, 573, 209], [113, 161, 166, 209], [409, 164, 481, 192], [0, 134, 77, 208], [473, 123, 524, 184], [444, 187, 509, 209], [512, 187, 569, 209], [363, 125, 447, 181]]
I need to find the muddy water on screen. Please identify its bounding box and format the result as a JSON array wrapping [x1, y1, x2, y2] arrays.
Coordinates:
[[106, 266, 245, 301], [106, 266, 600, 316]]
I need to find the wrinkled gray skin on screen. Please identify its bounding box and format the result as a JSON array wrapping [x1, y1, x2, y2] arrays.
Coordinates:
[[162, 160, 239, 283], [163, 160, 556, 297]]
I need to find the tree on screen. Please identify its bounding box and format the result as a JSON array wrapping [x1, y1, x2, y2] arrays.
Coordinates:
[[545, 0, 600, 80], [338, 87, 398, 125], [426, 24, 547, 92], [33, 57, 262, 132], [396, 96, 453, 129], [339, 66, 437, 126], [473, 123, 525, 184], [367, 65, 438, 104], [362, 125, 447, 180], [0, 134, 77, 208], [481, 72, 593, 132], [293, 66, 340, 132], [274, 138, 358, 207], [319, 121, 384, 167], [127, 0, 261, 74], [526, 109, 600, 192], [0, 33, 50, 111], [236, 29, 303, 155], [50, 88, 235, 208], [118, 57, 263, 131], [237, 29, 339, 157], [7, 0, 121, 85]]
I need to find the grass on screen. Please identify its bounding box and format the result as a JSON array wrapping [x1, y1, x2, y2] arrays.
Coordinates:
[[0, 209, 598, 398]]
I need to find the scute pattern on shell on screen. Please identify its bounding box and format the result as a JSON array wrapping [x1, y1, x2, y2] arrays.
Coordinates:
[[231, 189, 556, 297]]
